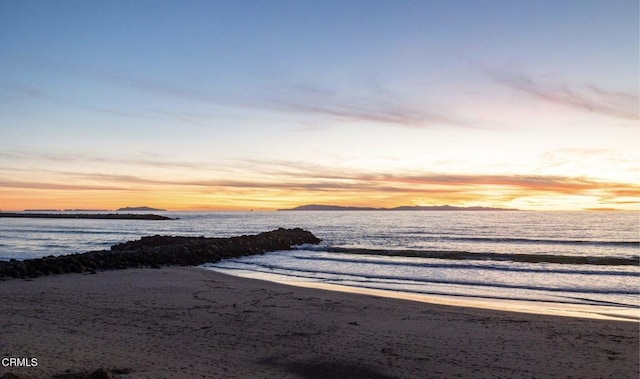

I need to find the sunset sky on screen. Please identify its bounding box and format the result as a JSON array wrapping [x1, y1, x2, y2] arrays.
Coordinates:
[[1, 1, 638, 211]]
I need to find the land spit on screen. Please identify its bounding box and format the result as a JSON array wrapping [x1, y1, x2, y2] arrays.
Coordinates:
[[0, 212, 172, 220]]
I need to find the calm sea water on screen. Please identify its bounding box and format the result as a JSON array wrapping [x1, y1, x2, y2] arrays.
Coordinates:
[[2, 211, 638, 316]]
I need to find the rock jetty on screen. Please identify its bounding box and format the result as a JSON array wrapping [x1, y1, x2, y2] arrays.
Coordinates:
[[0, 228, 321, 279]]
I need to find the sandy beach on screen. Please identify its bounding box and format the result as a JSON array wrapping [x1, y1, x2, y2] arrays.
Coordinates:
[[1, 267, 638, 379]]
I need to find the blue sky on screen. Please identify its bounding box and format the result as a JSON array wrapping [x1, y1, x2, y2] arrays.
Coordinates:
[[0, 0, 638, 210]]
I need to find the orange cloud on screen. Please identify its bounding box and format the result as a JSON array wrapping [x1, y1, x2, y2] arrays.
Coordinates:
[[1, 166, 638, 211]]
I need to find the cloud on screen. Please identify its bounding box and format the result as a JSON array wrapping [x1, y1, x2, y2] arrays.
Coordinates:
[[487, 71, 640, 121], [0, 81, 49, 101], [2, 161, 638, 209], [1, 150, 211, 171], [272, 171, 634, 196], [100, 73, 229, 105], [63, 165, 640, 198], [256, 83, 482, 129], [109, 74, 486, 129], [0, 180, 126, 191], [370, 173, 627, 194], [13, 59, 488, 129], [0, 81, 156, 120], [4, 151, 637, 203], [92, 68, 480, 128]]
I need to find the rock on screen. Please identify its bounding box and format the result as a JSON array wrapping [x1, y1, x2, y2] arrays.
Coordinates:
[[0, 228, 321, 279]]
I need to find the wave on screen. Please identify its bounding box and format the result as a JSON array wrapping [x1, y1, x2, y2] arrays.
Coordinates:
[[208, 265, 608, 307], [42, 244, 70, 249], [444, 236, 639, 247], [398, 232, 639, 247], [288, 254, 639, 276], [211, 261, 640, 297], [304, 246, 640, 266]]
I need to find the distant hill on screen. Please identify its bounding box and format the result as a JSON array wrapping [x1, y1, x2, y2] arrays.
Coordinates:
[[116, 206, 167, 212], [389, 205, 518, 211], [63, 209, 110, 212], [1, 213, 172, 220], [282, 205, 382, 211], [278, 204, 518, 211]]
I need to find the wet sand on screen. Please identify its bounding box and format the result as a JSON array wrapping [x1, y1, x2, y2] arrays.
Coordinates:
[[1, 267, 638, 378]]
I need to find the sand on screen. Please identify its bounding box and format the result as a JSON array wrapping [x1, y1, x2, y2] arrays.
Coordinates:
[[1, 267, 638, 378]]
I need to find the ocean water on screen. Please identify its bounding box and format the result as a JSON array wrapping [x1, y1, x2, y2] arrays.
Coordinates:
[[2, 211, 638, 318]]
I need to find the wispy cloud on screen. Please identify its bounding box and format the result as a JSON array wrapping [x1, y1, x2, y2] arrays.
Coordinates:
[[0, 81, 48, 101], [255, 83, 483, 129], [100, 72, 230, 105], [38, 165, 640, 197], [109, 73, 485, 129], [0, 81, 156, 120], [4, 151, 637, 204], [0, 180, 126, 191], [487, 71, 640, 121], [1, 150, 212, 171], [367, 173, 633, 195], [13, 59, 488, 129]]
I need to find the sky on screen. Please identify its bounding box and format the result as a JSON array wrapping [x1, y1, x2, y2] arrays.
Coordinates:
[[0, 0, 638, 211]]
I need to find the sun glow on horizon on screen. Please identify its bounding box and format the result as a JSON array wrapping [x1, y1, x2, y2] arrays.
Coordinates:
[[1, 161, 638, 212]]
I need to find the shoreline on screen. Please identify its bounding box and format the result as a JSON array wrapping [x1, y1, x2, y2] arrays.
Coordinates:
[[278, 276, 640, 322], [1, 267, 638, 378], [203, 267, 640, 322]]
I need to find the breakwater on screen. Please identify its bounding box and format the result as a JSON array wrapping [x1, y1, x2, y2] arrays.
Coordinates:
[[0, 228, 320, 279], [0, 212, 173, 220]]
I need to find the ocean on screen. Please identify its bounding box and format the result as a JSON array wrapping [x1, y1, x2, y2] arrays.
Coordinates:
[[2, 211, 638, 319]]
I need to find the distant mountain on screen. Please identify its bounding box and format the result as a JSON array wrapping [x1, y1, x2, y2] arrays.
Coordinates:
[[389, 205, 517, 211], [282, 204, 382, 211], [116, 206, 167, 212], [278, 204, 518, 211], [63, 209, 110, 212]]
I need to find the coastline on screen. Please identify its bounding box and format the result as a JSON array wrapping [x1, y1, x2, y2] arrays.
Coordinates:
[[1, 267, 638, 378], [206, 267, 639, 322]]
